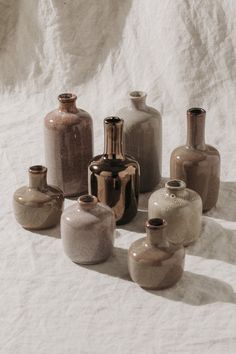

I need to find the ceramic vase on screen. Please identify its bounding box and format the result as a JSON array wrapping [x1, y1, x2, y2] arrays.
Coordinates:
[[88, 117, 140, 225], [61, 195, 115, 264], [128, 218, 185, 289], [170, 108, 220, 211], [44, 93, 93, 197], [148, 179, 202, 246], [13, 165, 64, 230], [116, 91, 162, 192]]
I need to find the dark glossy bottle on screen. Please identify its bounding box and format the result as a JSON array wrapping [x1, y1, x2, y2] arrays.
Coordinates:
[[88, 117, 140, 225], [170, 108, 220, 212]]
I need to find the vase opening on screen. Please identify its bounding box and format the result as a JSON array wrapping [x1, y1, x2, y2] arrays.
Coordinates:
[[129, 91, 146, 99], [58, 93, 77, 102], [188, 107, 206, 115], [78, 194, 97, 207], [29, 165, 47, 174], [165, 179, 186, 190], [105, 116, 122, 125], [146, 218, 167, 229]]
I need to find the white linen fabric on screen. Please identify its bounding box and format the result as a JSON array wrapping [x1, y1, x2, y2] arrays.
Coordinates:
[[0, 0, 236, 353]]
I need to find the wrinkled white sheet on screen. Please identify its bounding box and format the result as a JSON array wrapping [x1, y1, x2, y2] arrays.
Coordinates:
[[0, 0, 236, 353]]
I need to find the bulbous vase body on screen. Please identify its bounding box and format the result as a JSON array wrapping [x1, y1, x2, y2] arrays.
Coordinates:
[[117, 91, 162, 192], [44, 93, 93, 197], [13, 166, 64, 230], [128, 218, 185, 289], [148, 180, 202, 246], [88, 117, 140, 225], [61, 195, 115, 264], [170, 108, 220, 212]]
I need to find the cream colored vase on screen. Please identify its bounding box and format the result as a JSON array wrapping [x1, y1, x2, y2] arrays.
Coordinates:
[[148, 180, 202, 246]]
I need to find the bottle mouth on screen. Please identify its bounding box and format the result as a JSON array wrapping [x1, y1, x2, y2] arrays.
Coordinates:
[[129, 91, 147, 100], [29, 165, 47, 174], [104, 116, 123, 125], [165, 179, 186, 190], [146, 218, 167, 229], [78, 194, 97, 206], [188, 107, 206, 115], [58, 93, 77, 102]]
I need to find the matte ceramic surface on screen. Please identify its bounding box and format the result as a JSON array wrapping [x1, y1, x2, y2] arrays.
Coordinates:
[[61, 195, 115, 264], [148, 179, 202, 246], [170, 108, 220, 212], [13, 165, 64, 230], [128, 218, 185, 289], [88, 117, 140, 225], [117, 91, 162, 192], [44, 93, 93, 197]]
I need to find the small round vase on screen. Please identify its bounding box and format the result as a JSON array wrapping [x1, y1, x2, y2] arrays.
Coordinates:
[[13, 165, 64, 230], [116, 91, 162, 192], [148, 179, 202, 246], [128, 218, 185, 289], [61, 195, 115, 264]]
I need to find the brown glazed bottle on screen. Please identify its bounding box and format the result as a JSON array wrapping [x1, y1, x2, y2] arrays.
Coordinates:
[[170, 108, 220, 212], [44, 93, 93, 197], [88, 117, 140, 225]]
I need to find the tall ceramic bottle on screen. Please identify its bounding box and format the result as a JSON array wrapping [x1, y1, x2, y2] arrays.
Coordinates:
[[170, 108, 220, 211], [44, 93, 93, 197], [88, 117, 140, 225], [116, 91, 162, 192]]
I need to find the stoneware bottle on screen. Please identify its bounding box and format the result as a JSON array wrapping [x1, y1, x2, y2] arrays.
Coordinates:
[[128, 218, 185, 289], [170, 108, 220, 212], [148, 179, 202, 247], [13, 165, 64, 230], [88, 117, 140, 225], [61, 195, 115, 264], [44, 93, 93, 197], [116, 91, 162, 192]]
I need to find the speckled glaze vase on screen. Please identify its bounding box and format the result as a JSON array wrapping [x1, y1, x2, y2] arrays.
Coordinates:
[[44, 93, 93, 197], [61, 195, 115, 264], [116, 91, 162, 192], [88, 117, 140, 225], [148, 179, 202, 246], [170, 108, 220, 212], [13, 165, 64, 230], [128, 218, 185, 289]]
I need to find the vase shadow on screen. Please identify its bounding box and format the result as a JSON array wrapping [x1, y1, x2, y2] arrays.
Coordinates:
[[187, 217, 236, 265], [205, 181, 236, 222], [30, 224, 61, 239], [146, 271, 236, 306]]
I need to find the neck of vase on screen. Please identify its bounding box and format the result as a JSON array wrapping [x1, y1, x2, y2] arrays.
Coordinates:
[[165, 179, 187, 198], [129, 91, 147, 110], [104, 117, 125, 159], [78, 195, 97, 210], [58, 93, 78, 113], [28, 165, 47, 190], [146, 218, 169, 248], [186, 108, 206, 149]]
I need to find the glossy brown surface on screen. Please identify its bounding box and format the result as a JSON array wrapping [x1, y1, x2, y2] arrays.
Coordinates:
[[88, 117, 140, 225], [44, 93, 93, 197], [128, 218, 185, 289], [13, 165, 64, 230], [170, 108, 220, 212]]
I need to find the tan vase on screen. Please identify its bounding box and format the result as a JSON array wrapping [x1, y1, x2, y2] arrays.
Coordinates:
[[148, 179, 202, 246], [13, 165, 64, 230], [116, 91, 162, 192], [170, 108, 220, 212], [61, 195, 115, 264], [128, 218, 185, 289], [44, 93, 93, 197], [88, 117, 140, 225]]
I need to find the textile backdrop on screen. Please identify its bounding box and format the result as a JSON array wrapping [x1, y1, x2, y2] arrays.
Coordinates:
[[0, 0, 235, 353]]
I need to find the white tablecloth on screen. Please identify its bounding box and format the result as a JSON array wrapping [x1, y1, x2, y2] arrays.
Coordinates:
[[0, 1, 235, 353]]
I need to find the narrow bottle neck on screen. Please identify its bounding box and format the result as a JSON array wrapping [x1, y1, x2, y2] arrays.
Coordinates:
[[146, 219, 169, 248], [58, 93, 78, 113], [28, 166, 47, 190], [104, 117, 124, 159], [186, 108, 206, 149], [78, 195, 97, 210], [129, 91, 147, 110], [165, 179, 187, 198]]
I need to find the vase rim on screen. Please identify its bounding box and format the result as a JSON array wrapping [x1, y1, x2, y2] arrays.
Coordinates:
[[165, 179, 186, 190], [146, 218, 167, 230], [29, 165, 47, 174], [129, 91, 147, 100], [78, 194, 98, 207], [104, 116, 123, 125], [58, 93, 77, 102], [187, 107, 206, 115]]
